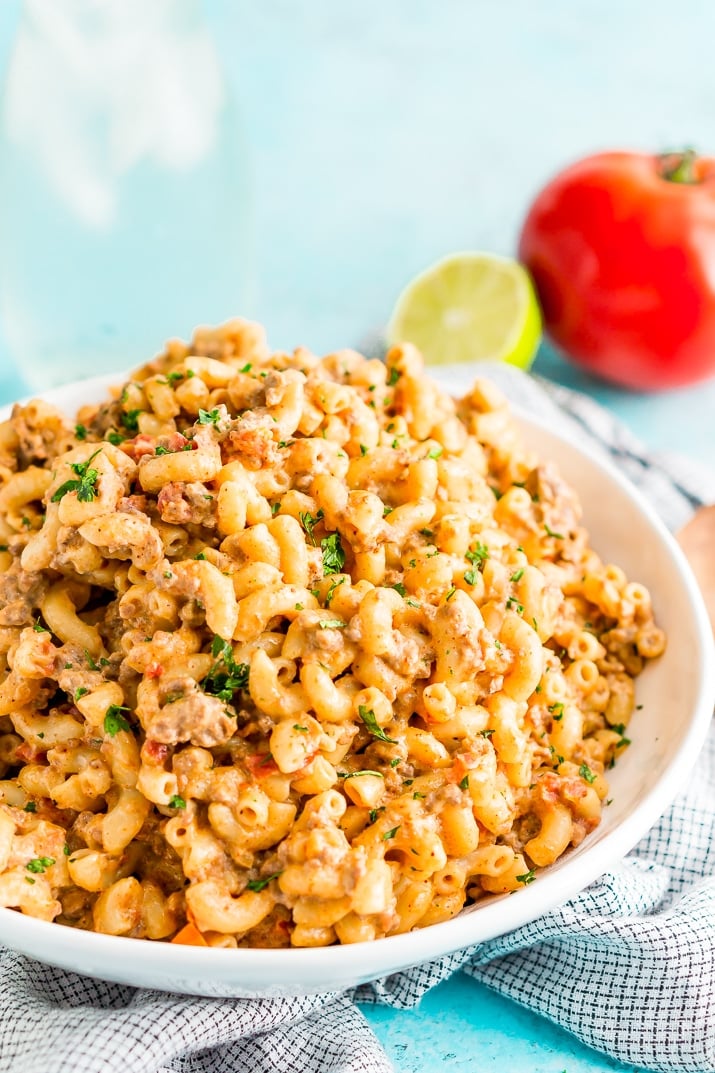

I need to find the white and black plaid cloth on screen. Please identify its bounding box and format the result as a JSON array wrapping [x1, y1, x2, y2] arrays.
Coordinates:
[[2, 365, 714, 1073]]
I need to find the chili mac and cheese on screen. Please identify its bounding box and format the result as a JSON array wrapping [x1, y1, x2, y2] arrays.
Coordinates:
[[0, 319, 665, 947]]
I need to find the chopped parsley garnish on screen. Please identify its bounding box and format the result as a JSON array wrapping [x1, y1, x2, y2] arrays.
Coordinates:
[[0, 545, 7, 552], [51, 449, 102, 504], [506, 597, 524, 614], [480, 728, 495, 738], [197, 408, 222, 427], [386, 366, 401, 387], [445, 587, 457, 602], [121, 409, 142, 432], [106, 430, 124, 446], [612, 723, 632, 746], [318, 619, 345, 629], [389, 757, 401, 768], [325, 576, 345, 603], [26, 856, 55, 874], [510, 568, 525, 583], [459, 774, 470, 790], [195, 551, 207, 560], [84, 650, 99, 671], [168, 794, 186, 809], [74, 423, 88, 441], [358, 705, 397, 744], [239, 362, 252, 374], [338, 769, 384, 780], [544, 522, 565, 539], [427, 445, 443, 460], [200, 635, 250, 702], [393, 583, 407, 597], [246, 871, 282, 892], [155, 445, 171, 455], [23, 802, 37, 813], [74, 687, 89, 702], [104, 705, 132, 736], [321, 532, 345, 575], [516, 869, 536, 885], [549, 745, 565, 766], [381, 826, 400, 841], [548, 702, 564, 721], [359, 444, 368, 456], [405, 597, 421, 609], [32, 621, 48, 633], [412, 791, 426, 800], [165, 370, 187, 385], [293, 724, 308, 732], [298, 508, 324, 545], [579, 762, 597, 784], [465, 543, 489, 568], [463, 570, 477, 586]]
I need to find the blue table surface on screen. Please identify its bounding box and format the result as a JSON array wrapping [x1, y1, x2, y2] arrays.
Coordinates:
[[1, 2, 714, 1070]]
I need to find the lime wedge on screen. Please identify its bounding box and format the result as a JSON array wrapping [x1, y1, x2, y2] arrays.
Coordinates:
[[387, 252, 542, 369]]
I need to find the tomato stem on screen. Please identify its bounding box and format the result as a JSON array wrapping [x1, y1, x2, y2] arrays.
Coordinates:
[[659, 148, 699, 184]]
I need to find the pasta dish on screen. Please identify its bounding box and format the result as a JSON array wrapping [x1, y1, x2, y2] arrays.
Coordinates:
[[0, 320, 665, 947]]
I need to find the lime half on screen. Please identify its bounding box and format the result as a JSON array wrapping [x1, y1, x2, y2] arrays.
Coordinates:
[[387, 252, 542, 369]]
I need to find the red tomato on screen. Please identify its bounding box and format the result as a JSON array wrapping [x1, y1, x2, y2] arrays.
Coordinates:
[[518, 150, 715, 390]]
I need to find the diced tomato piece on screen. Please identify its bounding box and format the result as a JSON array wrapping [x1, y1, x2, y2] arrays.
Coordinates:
[[16, 742, 46, 763], [245, 753, 280, 778], [143, 739, 170, 764], [171, 922, 208, 947]]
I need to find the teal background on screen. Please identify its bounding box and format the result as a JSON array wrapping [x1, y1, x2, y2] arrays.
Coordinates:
[[0, 2, 713, 1070]]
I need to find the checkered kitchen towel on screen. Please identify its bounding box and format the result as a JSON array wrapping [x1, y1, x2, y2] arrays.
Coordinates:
[[2, 364, 714, 1073]]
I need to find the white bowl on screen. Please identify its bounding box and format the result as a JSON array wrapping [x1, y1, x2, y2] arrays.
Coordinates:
[[1, 372, 713, 997]]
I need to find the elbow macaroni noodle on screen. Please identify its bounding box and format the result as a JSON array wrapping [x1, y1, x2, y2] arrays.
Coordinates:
[[0, 318, 666, 945]]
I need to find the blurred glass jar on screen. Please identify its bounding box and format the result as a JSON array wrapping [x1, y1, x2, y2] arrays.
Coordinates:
[[0, 0, 251, 388]]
